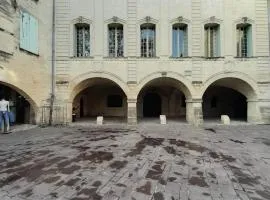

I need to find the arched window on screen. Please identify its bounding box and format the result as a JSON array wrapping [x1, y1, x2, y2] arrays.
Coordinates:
[[108, 23, 124, 57], [204, 23, 220, 58], [236, 23, 252, 57], [172, 23, 188, 57], [75, 23, 90, 57], [141, 23, 156, 57]]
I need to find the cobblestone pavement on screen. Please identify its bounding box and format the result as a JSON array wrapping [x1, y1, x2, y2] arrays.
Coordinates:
[[1, 124, 270, 200]]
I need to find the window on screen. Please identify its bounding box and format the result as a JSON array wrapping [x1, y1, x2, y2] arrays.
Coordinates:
[[75, 23, 90, 57], [237, 24, 252, 57], [141, 23, 156, 57], [205, 24, 220, 57], [172, 23, 188, 57], [20, 11, 38, 54], [107, 95, 123, 107], [108, 23, 124, 57]]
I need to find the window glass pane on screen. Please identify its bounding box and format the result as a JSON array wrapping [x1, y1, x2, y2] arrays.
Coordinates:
[[108, 27, 116, 57], [172, 25, 188, 57], [108, 24, 123, 57], [247, 26, 252, 57], [76, 24, 90, 57], [236, 25, 252, 57], [141, 28, 148, 57], [205, 25, 219, 57], [84, 26, 90, 57], [141, 24, 155, 57], [172, 28, 178, 57], [77, 27, 83, 57], [117, 28, 124, 57], [107, 95, 123, 107]]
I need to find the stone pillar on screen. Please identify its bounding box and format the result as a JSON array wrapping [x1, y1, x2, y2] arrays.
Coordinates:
[[186, 99, 203, 126], [66, 101, 73, 124], [247, 100, 260, 124], [127, 99, 137, 125]]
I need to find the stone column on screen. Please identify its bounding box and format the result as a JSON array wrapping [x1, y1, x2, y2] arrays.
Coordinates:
[[186, 99, 203, 126], [66, 101, 73, 124], [247, 100, 260, 124], [127, 99, 137, 125]]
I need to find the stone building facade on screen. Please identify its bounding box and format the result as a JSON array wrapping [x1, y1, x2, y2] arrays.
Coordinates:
[[1, 0, 270, 125], [55, 0, 270, 125], [0, 0, 53, 124]]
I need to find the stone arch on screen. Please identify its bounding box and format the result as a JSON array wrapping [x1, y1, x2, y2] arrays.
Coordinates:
[[201, 72, 259, 123], [0, 81, 38, 110], [69, 72, 129, 102], [135, 72, 195, 100], [200, 72, 258, 100], [0, 80, 38, 124]]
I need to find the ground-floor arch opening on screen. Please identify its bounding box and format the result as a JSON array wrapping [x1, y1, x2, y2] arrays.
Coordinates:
[[203, 86, 247, 121], [72, 78, 127, 124], [137, 77, 190, 123], [0, 83, 36, 124], [202, 77, 257, 123]]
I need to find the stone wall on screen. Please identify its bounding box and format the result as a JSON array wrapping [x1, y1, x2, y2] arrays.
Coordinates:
[[0, 0, 53, 124]]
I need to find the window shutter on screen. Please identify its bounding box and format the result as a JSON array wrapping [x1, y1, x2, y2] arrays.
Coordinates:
[[247, 26, 252, 57], [20, 12, 24, 49], [20, 12, 38, 54], [20, 12, 30, 50], [29, 15, 39, 54]]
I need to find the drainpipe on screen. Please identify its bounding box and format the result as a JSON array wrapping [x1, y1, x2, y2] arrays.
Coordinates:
[[49, 0, 56, 125]]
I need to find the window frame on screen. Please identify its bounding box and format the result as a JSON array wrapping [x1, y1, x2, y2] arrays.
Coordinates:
[[236, 23, 252, 58], [70, 17, 92, 58], [108, 23, 124, 58], [172, 23, 188, 58], [140, 23, 156, 58], [204, 23, 220, 58], [75, 23, 91, 58]]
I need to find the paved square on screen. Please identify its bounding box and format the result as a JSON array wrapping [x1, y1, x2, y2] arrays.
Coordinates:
[[1, 124, 270, 200]]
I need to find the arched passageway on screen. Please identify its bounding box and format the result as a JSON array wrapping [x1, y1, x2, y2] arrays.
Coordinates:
[[202, 77, 257, 123], [137, 77, 191, 123], [0, 83, 36, 124], [72, 78, 127, 124], [203, 86, 247, 121], [143, 93, 162, 117]]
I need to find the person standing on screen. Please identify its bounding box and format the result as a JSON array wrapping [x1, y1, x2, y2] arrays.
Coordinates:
[[0, 95, 10, 133]]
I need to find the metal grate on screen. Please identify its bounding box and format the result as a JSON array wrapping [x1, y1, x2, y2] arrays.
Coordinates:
[[141, 24, 156, 57], [237, 26, 249, 57], [76, 24, 90, 57], [108, 24, 124, 57]]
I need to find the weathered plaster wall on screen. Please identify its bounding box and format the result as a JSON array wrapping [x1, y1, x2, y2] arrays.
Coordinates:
[[0, 0, 53, 123]]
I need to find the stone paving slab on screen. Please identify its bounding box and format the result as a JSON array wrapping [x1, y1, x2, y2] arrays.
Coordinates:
[[0, 124, 270, 200]]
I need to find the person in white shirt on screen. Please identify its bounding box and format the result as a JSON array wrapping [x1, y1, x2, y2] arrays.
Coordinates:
[[0, 95, 10, 133]]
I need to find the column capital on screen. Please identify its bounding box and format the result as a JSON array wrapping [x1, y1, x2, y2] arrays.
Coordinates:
[[127, 99, 137, 103], [186, 98, 203, 103]]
